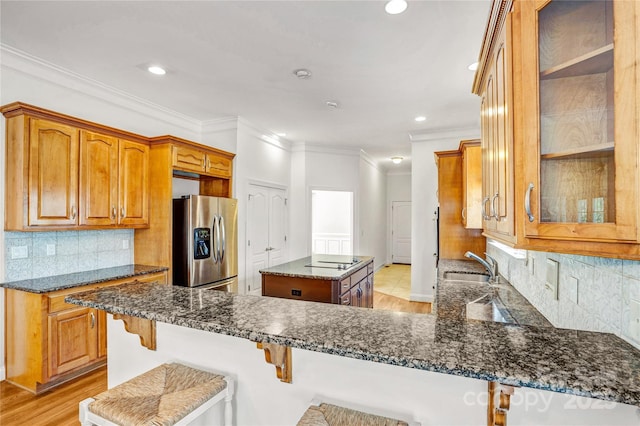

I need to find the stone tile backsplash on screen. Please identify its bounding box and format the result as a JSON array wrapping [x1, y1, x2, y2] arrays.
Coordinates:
[[487, 243, 640, 350], [4, 230, 133, 281]]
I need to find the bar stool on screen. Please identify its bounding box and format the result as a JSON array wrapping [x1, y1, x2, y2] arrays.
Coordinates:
[[79, 362, 234, 426], [297, 400, 418, 426]]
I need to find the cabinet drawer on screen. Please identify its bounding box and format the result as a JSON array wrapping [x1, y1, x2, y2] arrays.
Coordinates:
[[340, 292, 351, 306], [350, 266, 368, 287], [340, 277, 351, 294], [367, 263, 373, 274], [172, 146, 206, 173], [206, 155, 232, 178]]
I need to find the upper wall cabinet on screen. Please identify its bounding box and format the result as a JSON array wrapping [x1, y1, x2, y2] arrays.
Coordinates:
[[2, 103, 150, 231], [520, 0, 638, 246], [172, 145, 232, 178], [473, 1, 516, 245]]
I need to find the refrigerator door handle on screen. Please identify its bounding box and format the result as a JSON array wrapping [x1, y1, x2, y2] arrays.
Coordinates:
[[220, 215, 226, 263], [212, 216, 219, 262]]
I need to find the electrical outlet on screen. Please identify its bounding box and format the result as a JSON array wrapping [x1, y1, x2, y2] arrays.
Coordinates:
[[545, 259, 559, 300], [568, 276, 578, 304], [122, 239, 130, 250], [46, 244, 56, 256], [11, 245, 28, 259], [630, 299, 640, 342]]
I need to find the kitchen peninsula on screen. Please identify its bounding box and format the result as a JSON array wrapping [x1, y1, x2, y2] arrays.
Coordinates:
[[66, 273, 640, 426], [260, 255, 374, 307]]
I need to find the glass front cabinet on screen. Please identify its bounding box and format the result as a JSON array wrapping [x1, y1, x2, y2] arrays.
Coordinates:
[[520, 0, 638, 244]]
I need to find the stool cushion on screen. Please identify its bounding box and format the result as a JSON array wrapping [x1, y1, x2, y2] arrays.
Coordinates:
[[89, 363, 226, 426], [297, 403, 409, 426]]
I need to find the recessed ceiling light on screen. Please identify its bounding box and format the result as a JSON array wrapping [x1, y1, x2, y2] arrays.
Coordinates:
[[385, 0, 408, 15], [326, 101, 339, 109], [468, 62, 479, 71], [391, 156, 404, 164], [147, 65, 166, 75], [293, 69, 312, 79], [415, 116, 426, 122]]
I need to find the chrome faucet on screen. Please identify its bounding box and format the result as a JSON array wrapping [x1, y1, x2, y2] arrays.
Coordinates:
[[464, 251, 498, 283]]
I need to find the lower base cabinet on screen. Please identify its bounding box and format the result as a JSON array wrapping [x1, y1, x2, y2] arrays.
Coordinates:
[[5, 271, 167, 394]]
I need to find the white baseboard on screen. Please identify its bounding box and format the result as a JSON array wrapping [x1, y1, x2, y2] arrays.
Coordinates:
[[0, 365, 6, 381], [409, 293, 433, 303]]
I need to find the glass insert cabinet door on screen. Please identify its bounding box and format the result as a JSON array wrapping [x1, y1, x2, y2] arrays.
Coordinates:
[[520, 0, 638, 242]]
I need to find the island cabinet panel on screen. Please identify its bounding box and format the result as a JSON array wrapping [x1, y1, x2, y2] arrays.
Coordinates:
[[261, 275, 334, 303], [261, 258, 374, 308], [4, 271, 167, 394], [2, 102, 150, 231]]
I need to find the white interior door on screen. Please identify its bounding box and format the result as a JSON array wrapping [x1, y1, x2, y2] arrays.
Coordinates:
[[247, 184, 288, 294], [392, 201, 412, 264]]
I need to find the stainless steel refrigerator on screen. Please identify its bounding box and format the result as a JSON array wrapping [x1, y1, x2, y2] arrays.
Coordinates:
[[172, 195, 238, 292]]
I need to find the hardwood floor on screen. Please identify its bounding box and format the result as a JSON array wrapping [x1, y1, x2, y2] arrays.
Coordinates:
[[0, 367, 107, 426], [373, 291, 432, 314]]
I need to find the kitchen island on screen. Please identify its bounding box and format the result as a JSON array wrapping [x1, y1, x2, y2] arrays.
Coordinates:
[[260, 255, 374, 307], [66, 264, 640, 425]]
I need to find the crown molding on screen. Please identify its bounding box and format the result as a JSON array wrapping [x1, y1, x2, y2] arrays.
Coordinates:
[[359, 149, 381, 171], [237, 116, 292, 152], [294, 142, 361, 157], [409, 126, 480, 143], [0, 44, 202, 135], [201, 116, 239, 134]]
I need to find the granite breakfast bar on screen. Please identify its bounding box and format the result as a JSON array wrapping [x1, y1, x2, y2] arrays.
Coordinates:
[[65, 264, 640, 425]]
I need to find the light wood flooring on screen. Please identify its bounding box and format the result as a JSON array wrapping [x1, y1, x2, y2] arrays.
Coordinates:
[[0, 366, 107, 426], [1, 266, 428, 425], [373, 263, 431, 314]]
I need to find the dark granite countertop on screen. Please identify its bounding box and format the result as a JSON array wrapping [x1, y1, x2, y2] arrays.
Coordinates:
[[260, 255, 373, 280], [436, 259, 552, 328], [0, 264, 168, 293], [66, 276, 640, 406]]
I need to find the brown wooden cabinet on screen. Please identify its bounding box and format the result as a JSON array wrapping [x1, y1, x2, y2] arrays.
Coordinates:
[[435, 142, 485, 260], [474, 3, 516, 243], [172, 144, 233, 178], [5, 271, 167, 394], [519, 0, 638, 246], [461, 141, 483, 229], [27, 118, 80, 227], [47, 306, 99, 378], [3, 103, 150, 230]]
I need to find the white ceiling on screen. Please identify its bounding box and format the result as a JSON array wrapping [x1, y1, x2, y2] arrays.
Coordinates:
[[0, 0, 490, 171]]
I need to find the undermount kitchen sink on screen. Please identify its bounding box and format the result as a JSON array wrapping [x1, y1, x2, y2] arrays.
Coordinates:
[[466, 294, 516, 324], [443, 272, 490, 283]]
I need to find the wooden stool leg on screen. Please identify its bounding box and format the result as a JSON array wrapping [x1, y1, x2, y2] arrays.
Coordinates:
[[79, 398, 94, 426]]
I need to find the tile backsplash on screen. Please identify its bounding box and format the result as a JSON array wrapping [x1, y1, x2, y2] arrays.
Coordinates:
[[487, 243, 640, 350], [4, 230, 133, 281]]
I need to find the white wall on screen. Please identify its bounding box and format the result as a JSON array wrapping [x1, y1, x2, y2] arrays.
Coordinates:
[[410, 129, 479, 302], [386, 173, 411, 264], [235, 121, 292, 294], [359, 155, 388, 271]]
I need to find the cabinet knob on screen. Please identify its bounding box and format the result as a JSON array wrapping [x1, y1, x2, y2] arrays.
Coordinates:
[[71, 205, 77, 220], [120, 207, 125, 219], [112, 206, 117, 220]]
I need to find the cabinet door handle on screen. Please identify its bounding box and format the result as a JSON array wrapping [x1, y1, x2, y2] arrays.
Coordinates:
[[481, 196, 490, 220], [525, 183, 535, 222], [71, 205, 77, 220], [90, 312, 95, 328], [112, 206, 117, 219], [202, 158, 206, 170], [461, 207, 466, 222], [120, 207, 125, 218], [491, 193, 499, 220]]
